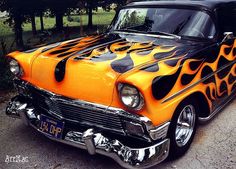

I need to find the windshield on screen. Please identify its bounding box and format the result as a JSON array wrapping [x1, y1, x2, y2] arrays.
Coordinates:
[[111, 7, 216, 39]]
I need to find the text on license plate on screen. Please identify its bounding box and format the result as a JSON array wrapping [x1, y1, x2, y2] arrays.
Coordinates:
[[39, 115, 64, 139]]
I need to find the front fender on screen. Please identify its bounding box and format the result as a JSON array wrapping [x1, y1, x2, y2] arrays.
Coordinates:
[[111, 56, 189, 126]]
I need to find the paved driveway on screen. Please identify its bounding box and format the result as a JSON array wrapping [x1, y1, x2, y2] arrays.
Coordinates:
[[0, 94, 235, 169]]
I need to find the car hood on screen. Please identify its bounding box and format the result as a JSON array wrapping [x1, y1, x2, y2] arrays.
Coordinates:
[[20, 33, 205, 106]]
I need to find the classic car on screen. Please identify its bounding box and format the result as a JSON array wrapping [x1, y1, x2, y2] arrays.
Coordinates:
[[5, 0, 236, 168]]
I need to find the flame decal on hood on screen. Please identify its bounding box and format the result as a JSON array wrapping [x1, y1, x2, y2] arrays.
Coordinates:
[[45, 35, 105, 82], [39, 35, 183, 82]]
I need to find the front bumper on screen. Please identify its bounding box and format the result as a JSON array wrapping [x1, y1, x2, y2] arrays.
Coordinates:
[[6, 96, 170, 169]]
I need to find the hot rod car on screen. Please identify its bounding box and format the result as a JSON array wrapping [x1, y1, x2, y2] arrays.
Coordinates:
[[6, 1, 236, 168]]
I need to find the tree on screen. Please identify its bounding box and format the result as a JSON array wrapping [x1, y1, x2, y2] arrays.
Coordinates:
[[30, 13, 37, 35], [86, 0, 95, 28], [100, 0, 127, 11], [0, 0, 27, 48], [84, 0, 128, 28], [0, 0, 48, 48], [35, 0, 47, 32], [28, 0, 47, 34], [24, 1, 39, 35], [48, 0, 78, 31], [39, 12, 44, 31]]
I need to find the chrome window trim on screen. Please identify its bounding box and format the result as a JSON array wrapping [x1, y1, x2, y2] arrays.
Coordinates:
[[112, 30, 177, 39]]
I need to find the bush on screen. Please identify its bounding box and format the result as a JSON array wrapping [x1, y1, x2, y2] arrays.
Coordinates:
[[0, 41, 13, 91]]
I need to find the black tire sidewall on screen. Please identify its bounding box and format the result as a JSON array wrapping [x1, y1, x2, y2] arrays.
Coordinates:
[[168, 99, 199, 160]]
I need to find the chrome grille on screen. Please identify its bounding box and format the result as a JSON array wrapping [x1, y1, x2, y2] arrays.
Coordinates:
[[30, 88, 124, 132], [56, 101, 123, 130]]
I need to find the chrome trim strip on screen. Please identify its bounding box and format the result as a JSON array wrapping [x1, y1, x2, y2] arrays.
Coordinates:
[[149, 122, 170, 140], [53, 97, 142, 121], [112, 31, 177, 39], [162, 59, 236, 103], [199, 90, 236, 123]]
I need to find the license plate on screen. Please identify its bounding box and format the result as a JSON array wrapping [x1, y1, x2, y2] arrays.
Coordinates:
[[39, 115, 64, 139]]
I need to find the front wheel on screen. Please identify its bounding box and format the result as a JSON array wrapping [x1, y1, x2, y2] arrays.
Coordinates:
[[168, 101, 198, 159]]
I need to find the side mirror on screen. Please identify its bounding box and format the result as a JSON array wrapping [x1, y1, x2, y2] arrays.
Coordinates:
[[221, 32, 234, 43]]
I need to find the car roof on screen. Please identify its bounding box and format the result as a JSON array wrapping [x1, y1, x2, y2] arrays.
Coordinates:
[[126, 0, 236, 11]]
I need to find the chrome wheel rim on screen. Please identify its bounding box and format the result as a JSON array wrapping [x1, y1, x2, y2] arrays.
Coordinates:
[[175, 105, 196, 147]]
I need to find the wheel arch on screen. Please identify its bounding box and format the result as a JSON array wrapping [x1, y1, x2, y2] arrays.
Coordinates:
[[172, 92, 211, 120]]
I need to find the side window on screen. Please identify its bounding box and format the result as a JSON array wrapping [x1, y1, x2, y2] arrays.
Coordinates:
[[218, 6, 236, 36]]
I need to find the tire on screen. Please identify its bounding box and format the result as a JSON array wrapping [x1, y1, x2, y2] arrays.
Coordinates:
[[168, 99, 198, 160]]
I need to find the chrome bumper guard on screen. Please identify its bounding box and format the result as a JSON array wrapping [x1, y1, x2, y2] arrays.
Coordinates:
[[6, 96, 170, 169]]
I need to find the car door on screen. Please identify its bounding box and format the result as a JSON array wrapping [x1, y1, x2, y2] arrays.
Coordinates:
[[214, 4, 236, 104]]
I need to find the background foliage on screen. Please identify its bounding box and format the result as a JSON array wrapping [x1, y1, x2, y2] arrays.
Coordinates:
[[0, 0, 134, 91]]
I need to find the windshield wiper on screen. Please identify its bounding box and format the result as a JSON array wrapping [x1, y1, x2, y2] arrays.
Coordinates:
[[147, 31, 181, 40]]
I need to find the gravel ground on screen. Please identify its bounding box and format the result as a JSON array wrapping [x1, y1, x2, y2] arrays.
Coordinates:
[[0, 94, 235, 169]]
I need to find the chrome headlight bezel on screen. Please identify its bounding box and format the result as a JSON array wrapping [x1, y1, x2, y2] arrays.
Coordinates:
[[118, 83, 144, 110], [9, 59, 24, 77]]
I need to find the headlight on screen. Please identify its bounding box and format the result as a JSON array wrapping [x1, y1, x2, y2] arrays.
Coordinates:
[[9, 59, 23, 76], [119, 84, 144, 110]]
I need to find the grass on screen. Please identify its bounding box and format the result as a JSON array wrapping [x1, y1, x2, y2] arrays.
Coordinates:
[[0, 9, 116, 54], [0, 9, 115, 91], [0, 9, 115, 37]]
